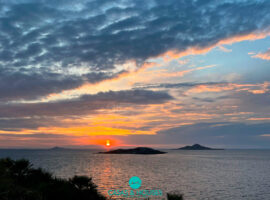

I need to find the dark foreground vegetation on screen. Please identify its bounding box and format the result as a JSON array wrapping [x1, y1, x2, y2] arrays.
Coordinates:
[[0, 158, 106, 200], [0, 158, 183, 200], [167, 192, 184, 200]]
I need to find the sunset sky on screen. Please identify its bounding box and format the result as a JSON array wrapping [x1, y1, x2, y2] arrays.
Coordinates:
[[0, 0, 270, 148]]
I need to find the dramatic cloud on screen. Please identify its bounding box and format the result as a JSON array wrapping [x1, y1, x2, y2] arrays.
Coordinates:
[[1, 0, 270, 148], [0, 68, 126, 101], [0, 89, 173, 118], [1, 0, 270, 100]]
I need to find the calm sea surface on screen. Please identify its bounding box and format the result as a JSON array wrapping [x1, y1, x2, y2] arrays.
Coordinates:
[[0, 149, 270, 200]]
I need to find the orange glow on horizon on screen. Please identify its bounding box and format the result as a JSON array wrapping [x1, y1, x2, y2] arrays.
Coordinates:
[[0, 126, 156, 136], [106, 140, 111, 147]]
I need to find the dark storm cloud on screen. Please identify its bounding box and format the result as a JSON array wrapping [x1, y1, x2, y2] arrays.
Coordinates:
[[1, 0, 270, 100], [0, 89, 173, 117]]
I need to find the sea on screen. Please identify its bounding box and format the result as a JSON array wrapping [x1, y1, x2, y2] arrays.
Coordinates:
[[0, 149, 270, 200]]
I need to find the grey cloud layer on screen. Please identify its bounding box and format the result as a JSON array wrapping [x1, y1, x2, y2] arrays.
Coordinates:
[[102, 122, 270, 148], [1, 0, 270, 100], [156, 122, 270, 147], [0, 68, 125, 101], [0, 89, 173, 118]]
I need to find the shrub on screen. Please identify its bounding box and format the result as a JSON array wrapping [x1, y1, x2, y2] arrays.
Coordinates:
[[167, 191, 184, 200], [0, 158, 106, 200]]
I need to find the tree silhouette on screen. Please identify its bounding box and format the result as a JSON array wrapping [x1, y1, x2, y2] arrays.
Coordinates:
[[0, 158, 106, 200], [70, 176, 97, 191]]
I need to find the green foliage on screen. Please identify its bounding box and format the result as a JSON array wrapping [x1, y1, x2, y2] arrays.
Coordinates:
[[0, 158, 106, 200]]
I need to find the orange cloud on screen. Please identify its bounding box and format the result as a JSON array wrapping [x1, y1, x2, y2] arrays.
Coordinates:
[[260, 134, 270, 137], [186, 82, 270, 94], [248, 117, 270, 121], [162, 65, 216, 77], [35, 61, 159, 103], [161, 30, 270, 62], [29, 30, 270, 104], [186, 84, 233, 93], [252, 49, 270, 60], [0, 126, 155, 136], [218, 46, 232, 52]]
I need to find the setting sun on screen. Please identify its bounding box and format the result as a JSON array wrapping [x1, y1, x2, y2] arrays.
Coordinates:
[[106, 140, 111, 147]]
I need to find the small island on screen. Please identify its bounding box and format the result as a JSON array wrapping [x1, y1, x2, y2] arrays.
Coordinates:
[[176, 144, 224, 150], [50, 146, 66, 150], [99, 147, 167, 154]]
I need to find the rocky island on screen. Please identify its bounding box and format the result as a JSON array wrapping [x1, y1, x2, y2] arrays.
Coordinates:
[[99, 147, 167, 154], [176, 144, 224, 150], [50, 146, 66, 150]]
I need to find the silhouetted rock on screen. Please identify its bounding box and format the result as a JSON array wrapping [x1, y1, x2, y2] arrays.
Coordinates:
[[50, 146, 66, 150], [177, 144, 224, 150], [99, 147, 167, 154]]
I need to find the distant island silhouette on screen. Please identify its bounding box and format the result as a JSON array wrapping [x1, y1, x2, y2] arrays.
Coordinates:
[[176, 144, 224, 150], [50, 146, 66, 150], [99, 147, 167, 154]]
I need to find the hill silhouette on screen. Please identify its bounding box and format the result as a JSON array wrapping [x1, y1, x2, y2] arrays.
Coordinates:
[[99, 147, 167, 154], [177, 144, 224, 150]]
